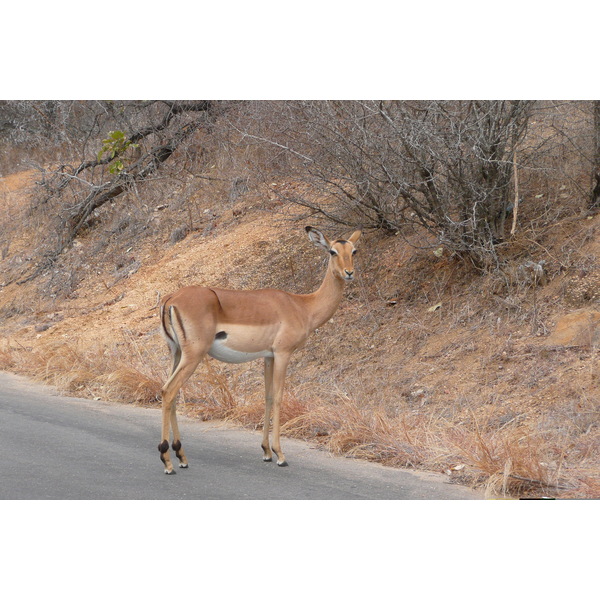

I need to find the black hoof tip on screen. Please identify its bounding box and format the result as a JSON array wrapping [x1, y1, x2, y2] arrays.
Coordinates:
[[263, 457, 273, 462], [165, 469, 177, 475], [277, 460, 289, 467], [179, 464, 189, 469]]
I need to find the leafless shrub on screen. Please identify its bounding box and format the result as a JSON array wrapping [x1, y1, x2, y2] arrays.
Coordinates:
[[1, 101, 216, 285], [589, 100, 600, 210], [517, 101, 596, 224], [235, 101, 534, 269]]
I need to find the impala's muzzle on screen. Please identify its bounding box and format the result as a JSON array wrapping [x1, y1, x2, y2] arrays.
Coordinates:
[[344, 269, 354, 281]]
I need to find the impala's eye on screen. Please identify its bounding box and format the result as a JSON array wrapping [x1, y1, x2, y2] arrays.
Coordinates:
[[352, 249, 358, 255], [329, 250, 337, 256]]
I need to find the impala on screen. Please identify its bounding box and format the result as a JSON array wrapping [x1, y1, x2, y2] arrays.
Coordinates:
[[158, 225, 362, 473]]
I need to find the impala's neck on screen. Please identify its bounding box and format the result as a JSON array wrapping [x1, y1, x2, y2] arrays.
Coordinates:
[[304, 260, 346, 331]]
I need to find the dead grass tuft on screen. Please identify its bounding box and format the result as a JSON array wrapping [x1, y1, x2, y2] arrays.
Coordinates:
[[96, 367, 163, 404]]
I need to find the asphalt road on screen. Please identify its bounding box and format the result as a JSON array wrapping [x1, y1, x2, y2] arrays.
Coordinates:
[[0, 371, 481, 500]]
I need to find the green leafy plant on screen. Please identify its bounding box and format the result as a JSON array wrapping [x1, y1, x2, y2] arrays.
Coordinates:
[[97, 130, 138, 174]]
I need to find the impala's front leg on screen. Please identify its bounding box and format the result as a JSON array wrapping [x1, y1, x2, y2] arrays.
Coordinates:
[[261, 357, 274, 462], [270, 353, 291, 467]]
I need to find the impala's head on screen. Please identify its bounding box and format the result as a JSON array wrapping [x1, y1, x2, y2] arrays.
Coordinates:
[[306, 226, 362, 281]]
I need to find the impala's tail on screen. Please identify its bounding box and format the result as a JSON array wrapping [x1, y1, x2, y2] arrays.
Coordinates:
[[160, 298, 183, 367]]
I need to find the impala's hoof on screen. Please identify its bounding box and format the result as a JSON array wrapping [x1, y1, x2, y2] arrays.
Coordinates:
[[179, 463, 188, 469], [263, 456, 273, 462], [277, 460, 289, 467], [164, 469, 176, 475]]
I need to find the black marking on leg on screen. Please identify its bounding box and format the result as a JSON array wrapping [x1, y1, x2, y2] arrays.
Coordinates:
[[158, 440, 169, 454], [215, 330, 227, 340], [172, 440, 184, 461]]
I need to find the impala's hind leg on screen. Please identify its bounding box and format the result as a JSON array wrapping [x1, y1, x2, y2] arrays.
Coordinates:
[[170, 399, 188, 468], [159, 344, 205, 474]]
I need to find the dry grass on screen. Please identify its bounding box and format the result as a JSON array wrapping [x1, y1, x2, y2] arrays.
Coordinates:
[[0, 298, 598, 498]]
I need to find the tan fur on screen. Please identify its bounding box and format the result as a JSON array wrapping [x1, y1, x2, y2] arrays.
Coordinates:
[[158, 226, 361, 472]]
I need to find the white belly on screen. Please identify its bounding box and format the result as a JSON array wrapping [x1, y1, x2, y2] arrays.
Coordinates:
[[208, 338, 274, 364]]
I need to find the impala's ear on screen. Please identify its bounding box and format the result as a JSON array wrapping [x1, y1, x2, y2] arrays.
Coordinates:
[[305, 226, 331, 251], [348, 230, 362, 244]]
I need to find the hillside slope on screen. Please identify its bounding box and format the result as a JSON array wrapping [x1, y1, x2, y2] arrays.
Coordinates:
[[1, 169, 598, 498]]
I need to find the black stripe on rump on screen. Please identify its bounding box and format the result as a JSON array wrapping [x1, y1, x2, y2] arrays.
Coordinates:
[[170, 305, 187, 342], [161, 305, 176, 345]]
